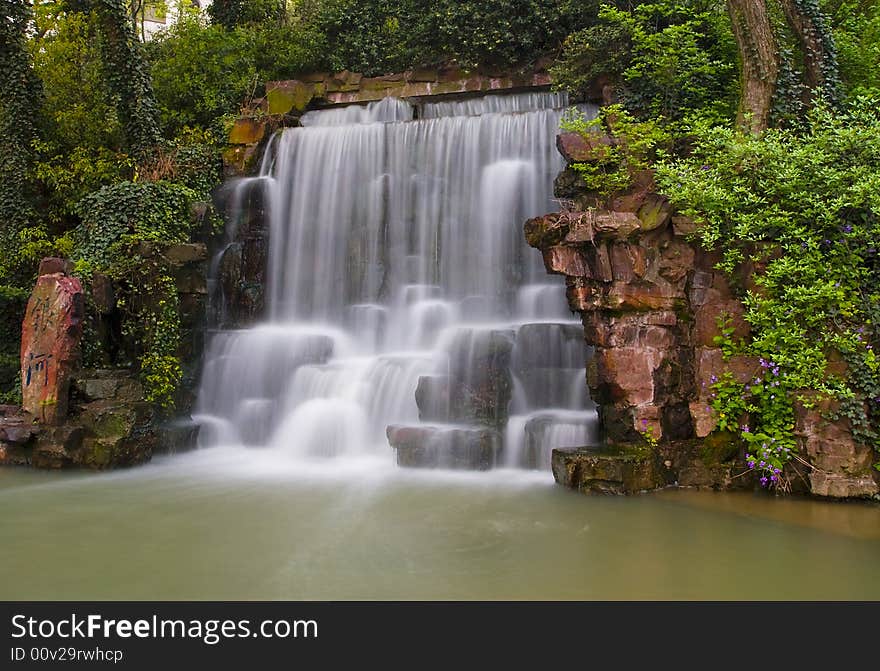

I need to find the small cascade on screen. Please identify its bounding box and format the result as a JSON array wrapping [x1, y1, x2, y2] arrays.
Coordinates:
[[197, 91, 601, 469]]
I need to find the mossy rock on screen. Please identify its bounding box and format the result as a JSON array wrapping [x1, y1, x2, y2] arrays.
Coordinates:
[[78, 436, 121, 469], [636, 193, 672, 231], [267, 81, 315, 115], [700, 430, 740, 465], [79, 401, 138, 439], [551, 444, 662, 494], [228, 118, 266, 145]]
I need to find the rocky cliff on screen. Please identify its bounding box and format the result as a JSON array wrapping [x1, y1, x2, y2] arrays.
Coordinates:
[[527, 132, 880, 500]]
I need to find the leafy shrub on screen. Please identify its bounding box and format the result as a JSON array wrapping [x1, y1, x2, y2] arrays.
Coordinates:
[[551, 0, 737, 123], [657, 96, 880, 483], [560, 104, 672, 197], [146, 16, 327, 135], [71, 179, 201, 411], [74, 181, 198, 269], [311, 0, 599, 75]]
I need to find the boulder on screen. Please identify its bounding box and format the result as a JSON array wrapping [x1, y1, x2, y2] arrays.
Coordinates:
[[551, 446, 661, 494], [387, 424, 500, 470]]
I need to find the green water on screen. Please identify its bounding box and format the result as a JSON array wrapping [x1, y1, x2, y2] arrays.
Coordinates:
[[1, 447, 877, 600]]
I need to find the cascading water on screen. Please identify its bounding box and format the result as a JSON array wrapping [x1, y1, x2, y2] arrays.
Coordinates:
[[196, 91, 600, 468]]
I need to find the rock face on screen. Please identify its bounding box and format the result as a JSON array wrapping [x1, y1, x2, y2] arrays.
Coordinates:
[[527, 139, 880, 500], [0, 368, 155, 469], [20, 264, 84, 424], [2, 243, 208, 470]]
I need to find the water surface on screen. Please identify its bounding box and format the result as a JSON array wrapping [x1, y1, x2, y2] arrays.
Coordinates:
[[1, 449, 877, 600]]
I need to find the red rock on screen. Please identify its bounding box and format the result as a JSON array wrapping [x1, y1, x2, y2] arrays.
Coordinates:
[[636, 193, 672, 231], [692, 298, 749, 347], [610, 242, 648, 281], [689, 400, 718, 438], [524, 212, 570, 248], [591, 210, 641, 238], [794, 398, 876, 496], [38, 257, 73, 276], [20, 273, 84, 424], [566, 283, 599, 312], [694, 348, 759, 389], [543, 246, 589, 277], [657, 240, 694, 284], [228, 118, 266, 145], [405, 67, 438, 83], [91, 273, 116, 315], [605, 282, 682, 311], [808, 472, 878, 499], [672, 215, 699, 236], [590, 243, 614, 282], [596, 347, 664, 405]]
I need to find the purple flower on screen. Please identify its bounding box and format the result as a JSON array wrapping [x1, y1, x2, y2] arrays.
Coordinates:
[[741, 425, 750, 433], [842, 224, 853, 233], [760, 477, 768, 486], [770, 475, 777, 482], [709, 375, 718, 383]]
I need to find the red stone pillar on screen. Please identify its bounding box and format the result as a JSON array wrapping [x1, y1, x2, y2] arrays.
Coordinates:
[[20, 258, 84, 424]]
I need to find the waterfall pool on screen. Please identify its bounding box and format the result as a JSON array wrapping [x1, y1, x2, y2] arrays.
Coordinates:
[[1, 448, 877, 600]]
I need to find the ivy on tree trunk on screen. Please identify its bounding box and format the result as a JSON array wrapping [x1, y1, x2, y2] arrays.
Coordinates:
[[778, 0, 841, 105], [0, 0, 43, 274], [727, 0, 779, 133]]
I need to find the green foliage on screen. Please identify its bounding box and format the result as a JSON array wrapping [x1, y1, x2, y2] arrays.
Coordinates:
[[311, 0, 599, 75], [657, 96, 880, 481], [30, 7, 133, 226], [561, 104, 672, 197], [145, 15, 326, 135], [208, 0, 286, 29], [72, 179, 197, 411], [824, 0, 880, 95], [111, 252, 182, 410], [0, 0, 44, 284], [551, 0, 737, 123], [73, 180, 197, 268], [88, 0, 163, 158]]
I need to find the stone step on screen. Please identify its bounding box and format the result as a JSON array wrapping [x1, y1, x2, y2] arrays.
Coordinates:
[[551, 445, 662, 495], [387, 424, 500, 470]]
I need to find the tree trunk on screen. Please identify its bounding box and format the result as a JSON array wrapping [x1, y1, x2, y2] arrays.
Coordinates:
[[778, 0, 840, 104], [726, 0, 780, 133]]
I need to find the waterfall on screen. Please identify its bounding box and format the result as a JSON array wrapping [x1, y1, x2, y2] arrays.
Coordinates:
[[196, 91, 601, 468]]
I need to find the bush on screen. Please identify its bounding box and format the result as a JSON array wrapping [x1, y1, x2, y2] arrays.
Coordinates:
[[311, 0, 599, 75], [551, 0, 737, 123], [146, 16, 327, 136], [656, 96, 880, 484]]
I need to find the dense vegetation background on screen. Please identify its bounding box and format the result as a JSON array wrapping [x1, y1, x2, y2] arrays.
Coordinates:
[[1, 0, 878, 482]]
